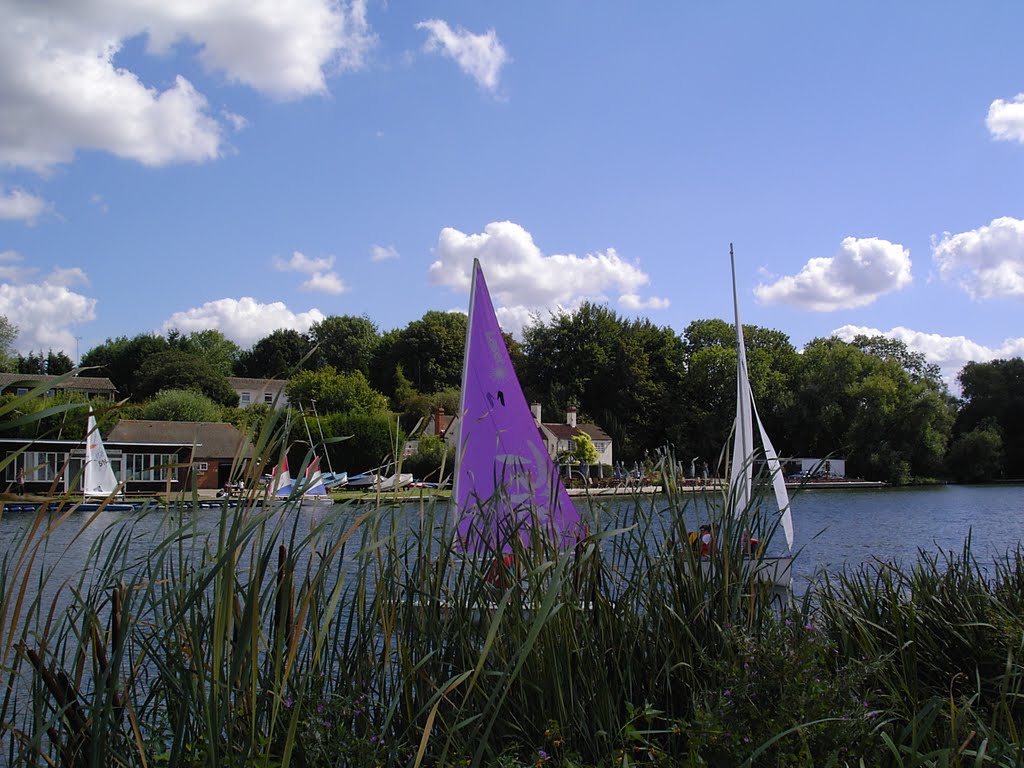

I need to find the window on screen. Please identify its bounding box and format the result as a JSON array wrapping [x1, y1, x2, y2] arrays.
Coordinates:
[[15, 387, 28, 396], [16, 451, 67, 481], [125, 453, 180, 482], [197, 462, 209, 471], [240, 392, 251, 404], [264, 392, 274, 404]]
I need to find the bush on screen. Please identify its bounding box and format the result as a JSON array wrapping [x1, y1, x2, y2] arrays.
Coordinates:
[[403, 434, 454, 483]]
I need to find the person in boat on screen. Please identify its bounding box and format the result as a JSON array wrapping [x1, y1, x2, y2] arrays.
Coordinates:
[[699, 524, 713, 558], [745, 530, 760, 555]]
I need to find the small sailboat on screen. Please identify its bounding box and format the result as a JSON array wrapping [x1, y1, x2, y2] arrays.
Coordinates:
[[81, 408, 134, 511], [270, 456, 293, 497], [453, 259, 583, 553], [299, 457, 328, 497], [728, 245, 794, 587]]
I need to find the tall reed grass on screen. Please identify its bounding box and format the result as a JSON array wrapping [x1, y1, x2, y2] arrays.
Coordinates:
[[1, 394, 1023, 766]]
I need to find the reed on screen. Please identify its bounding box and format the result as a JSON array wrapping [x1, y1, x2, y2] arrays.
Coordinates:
[[2, 397, 1024, 765]]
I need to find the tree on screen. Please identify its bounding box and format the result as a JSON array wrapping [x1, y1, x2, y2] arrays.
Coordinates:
[[170, 329, 241, 377], [310, 315, 381, 376], [371, 311, 467, 396], [318, 411, 404, 476], [81, 333, 170, 399], [403, 434, 454, 483], [286, 367, 390, 416], [235, 329, 314, 378], [573, 430, 599, 466], [956, 358, 1024, 478], [946, 426, 1003, 483], [46, 349, 74, 375], [142, 389, 224, 422], [134, 349, 238, 407], [0, 316, 16, 373]]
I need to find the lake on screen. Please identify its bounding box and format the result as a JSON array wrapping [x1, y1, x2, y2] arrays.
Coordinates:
[[3, 484, 1024, 596]]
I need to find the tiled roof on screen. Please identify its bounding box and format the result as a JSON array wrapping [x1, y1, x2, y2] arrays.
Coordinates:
[[0, 373, 116, 391], [227, 377, 288, 392], [543, 423, 612, 442], [107, 420, 252, 458]]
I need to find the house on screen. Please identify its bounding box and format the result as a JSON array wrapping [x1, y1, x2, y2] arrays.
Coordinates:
[[227, 377, 289, 410], [1, 430, 193, 496], [0, 373, 117, 400], [532, 404, 614, 468], [107, 420, 255, 490], [405, 403, 614, 469]]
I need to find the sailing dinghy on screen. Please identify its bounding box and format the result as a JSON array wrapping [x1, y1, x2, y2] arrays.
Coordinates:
[[81, 409, 134, 511], [727, 245, 794, 592], [453, 259, 584, 555]]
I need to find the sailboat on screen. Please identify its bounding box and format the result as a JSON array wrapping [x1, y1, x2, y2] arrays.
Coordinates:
[[81, 409, 134, 511], [299, 403, 348, 489], [299, 457, 328, 497], [728, 245, 794, 592], [270, 455, 293, 497], [453, 259, 583, 554]]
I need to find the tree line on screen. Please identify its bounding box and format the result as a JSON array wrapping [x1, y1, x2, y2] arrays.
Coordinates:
[[2, 307, 1021, 483]]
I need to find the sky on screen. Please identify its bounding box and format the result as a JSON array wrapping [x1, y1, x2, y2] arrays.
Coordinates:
[[1, 1, 1023, 390]]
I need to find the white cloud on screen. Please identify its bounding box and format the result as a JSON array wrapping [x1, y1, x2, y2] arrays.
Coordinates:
[[932, 216, 1024, 299], [620, 293, 670, 311], [0, 188, 49, 224], [0, 0, 375, 173], [416, 19, 508, 92], [987, 93, 1024, 143], [272, 250, 346, 293], [754, 236, 912, 311], [427, 221, 659, 334], [301, 272, 347, 294], [0, 259, 97, 354], [370, 244, 399, 261], [832, 323, 1024, 388], [272, 250, 335, 274], [161, 297, 325, 348]]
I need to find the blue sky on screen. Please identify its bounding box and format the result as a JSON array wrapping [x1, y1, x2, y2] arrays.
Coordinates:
[[1, 1, 1023, 388]]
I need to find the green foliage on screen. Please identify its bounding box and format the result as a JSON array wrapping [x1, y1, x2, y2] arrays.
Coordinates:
[[572, 431, 599, 466], [80, 332, 170, 399], [309, 315, 381, 376], [0, 315, 16, 372], [141, 388, 224, 422], [235, 328, 314, 378], [372, 310, 467, 396], [390, 364, 432, 422], [134, 349, 238, 407], [956, 359, 1024, 479], [403, 434, 453, 483], [946, 426, 1004, 483], [287, 366, 390, 416], [167, 328, 241, 376], [319, 411, 402, 473]]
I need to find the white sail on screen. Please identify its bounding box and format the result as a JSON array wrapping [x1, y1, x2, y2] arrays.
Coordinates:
[[83, 409, 119, 497], [729, 247, 794, 550]]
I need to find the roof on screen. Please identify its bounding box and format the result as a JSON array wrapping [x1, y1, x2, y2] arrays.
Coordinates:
[[0, 373, 116, 392], [227, 377, 288, 393], [107, 420, 252, 458], [543, 423, 612, 442]]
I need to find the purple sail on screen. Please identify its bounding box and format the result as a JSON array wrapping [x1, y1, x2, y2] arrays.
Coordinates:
[[454, 260, 582, 553]]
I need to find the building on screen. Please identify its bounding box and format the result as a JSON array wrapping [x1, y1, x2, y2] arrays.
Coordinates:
[[227, 377, 289, 410], [0, 373, 116, 400], [107, 420, 255, 490], [532, 404, 614, 468]]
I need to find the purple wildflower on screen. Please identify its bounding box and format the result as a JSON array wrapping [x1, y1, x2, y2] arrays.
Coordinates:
[[724, 689, 732, 697], [537, 749, 550, 762]]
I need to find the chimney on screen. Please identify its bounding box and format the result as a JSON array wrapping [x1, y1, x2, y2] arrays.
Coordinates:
[[435, 406, 445, 436], [566, 406, 577, 428], [530, 402, 542, 425]]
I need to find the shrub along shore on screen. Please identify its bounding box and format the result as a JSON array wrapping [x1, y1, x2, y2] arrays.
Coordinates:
[[1, 407, 1023, 767]]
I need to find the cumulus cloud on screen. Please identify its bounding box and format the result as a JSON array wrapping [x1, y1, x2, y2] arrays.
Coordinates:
[[0, 0, 375, 173], [427, 221, 662, 334], [987, 93, 1024, 143], [620, 294, 671, 311], [273, 250, 335, 274], [272, 250, 346, 294], [300, 272, 347, 294], [0, 188, 49, 224], [932, 216, 1024, 299], [161, 297, 325, 348], [754, 236, 912, 311], [370, 244, 399, 261], [0, 255, 97, 354], [832, 323, 1024, 388], [416, 19, 508, 92]]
